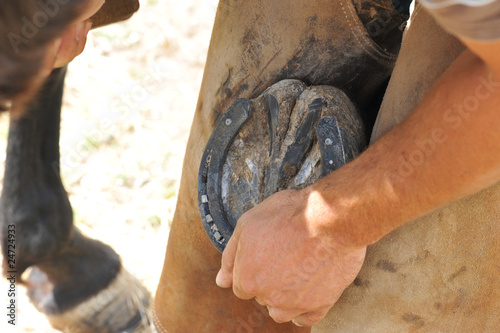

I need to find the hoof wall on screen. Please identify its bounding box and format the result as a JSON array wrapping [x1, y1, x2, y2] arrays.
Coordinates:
[[40, 268, 154, 333]]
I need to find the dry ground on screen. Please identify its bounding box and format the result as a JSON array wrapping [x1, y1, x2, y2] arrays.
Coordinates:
[[0, 0, 218, 331]]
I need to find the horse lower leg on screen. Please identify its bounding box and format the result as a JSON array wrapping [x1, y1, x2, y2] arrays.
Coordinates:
[[1, 67, 150, 332]]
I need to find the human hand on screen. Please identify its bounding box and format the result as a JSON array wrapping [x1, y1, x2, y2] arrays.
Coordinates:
[[49, 19, 92, 69], [46, 0, 105, 69], [216, 189, 366, 327], [0, 0, 106, 112]]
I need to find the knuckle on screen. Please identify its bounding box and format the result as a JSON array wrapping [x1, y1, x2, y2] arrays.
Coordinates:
[[239, 278, 258, 295], [299, 310, 328, 326], [268, 308, 293, 324], [254, 297, 266, 306], [267, 291, 286, 308]]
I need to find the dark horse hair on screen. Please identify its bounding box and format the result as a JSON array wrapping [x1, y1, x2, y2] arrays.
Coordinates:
[[0, 0, 87, 113]]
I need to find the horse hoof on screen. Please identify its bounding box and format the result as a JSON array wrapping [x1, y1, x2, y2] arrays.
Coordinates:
[[27, 266, 154, 333], [198, 79, 366, 252]]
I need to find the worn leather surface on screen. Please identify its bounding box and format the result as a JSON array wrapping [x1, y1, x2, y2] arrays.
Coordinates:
[[313, 5, 499, 332], [154, 0, 401, 332], [90, 0, 140, 29]]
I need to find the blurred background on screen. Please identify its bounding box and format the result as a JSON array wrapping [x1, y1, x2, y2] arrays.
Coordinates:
[[0, 0, 218, 331]]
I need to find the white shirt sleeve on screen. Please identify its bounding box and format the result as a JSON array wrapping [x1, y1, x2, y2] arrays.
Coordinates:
[[420, 0, 500, 41]]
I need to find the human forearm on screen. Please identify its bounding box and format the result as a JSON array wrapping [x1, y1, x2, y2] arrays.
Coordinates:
[[306, 49, 500, 248]]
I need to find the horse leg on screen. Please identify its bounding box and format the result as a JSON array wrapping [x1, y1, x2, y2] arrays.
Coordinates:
[[154, 0, 405, 331], [0, 67, 151, 333]]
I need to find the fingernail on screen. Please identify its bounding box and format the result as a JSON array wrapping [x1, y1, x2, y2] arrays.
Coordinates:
[[216, 270, 224, 287], [84, 21, 93, 35]]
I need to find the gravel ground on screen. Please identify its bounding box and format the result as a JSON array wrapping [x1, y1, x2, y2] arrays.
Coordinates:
[[0, 1, 218, 331]]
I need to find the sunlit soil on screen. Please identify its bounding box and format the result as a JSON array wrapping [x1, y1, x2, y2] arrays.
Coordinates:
[[0, 1, 218, 331]]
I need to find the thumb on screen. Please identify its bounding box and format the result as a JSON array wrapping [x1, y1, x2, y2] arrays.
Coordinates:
[[216, 231, 239, 288]]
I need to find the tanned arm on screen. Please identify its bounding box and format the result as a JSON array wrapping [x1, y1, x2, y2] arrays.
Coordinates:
[[217, 41, 500, 327], [308, 45, 500, 248]]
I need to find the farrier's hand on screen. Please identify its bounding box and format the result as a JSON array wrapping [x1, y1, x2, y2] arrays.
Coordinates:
[[45, 0, 105, 70], [216, 188, 366, 327], [48, 19, 92, 69]]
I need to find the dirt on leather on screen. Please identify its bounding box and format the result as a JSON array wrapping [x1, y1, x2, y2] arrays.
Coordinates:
[[0, 1, 218, 332]]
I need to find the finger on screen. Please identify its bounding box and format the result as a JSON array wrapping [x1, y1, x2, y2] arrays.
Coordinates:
[[254, 297, 266, 306], [75, 21, 92, 57], [53, 24, 78, 68], [53, 21, 92, 68], [230, 226, 259, 300], [216, 231, 239, 288], [267, 307, 302, 324], [41, 38, 63, 77], [292, 308, 330, 327], [232, 278, 257, 300]]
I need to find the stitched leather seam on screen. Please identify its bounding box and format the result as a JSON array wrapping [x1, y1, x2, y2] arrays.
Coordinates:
[[152, 306, 169, 333], [339, 0, 398, 66]]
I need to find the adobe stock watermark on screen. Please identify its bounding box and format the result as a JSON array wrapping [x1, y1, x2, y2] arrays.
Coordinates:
[[8, 0, 74, 54], [396, 73, 500, 179]]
